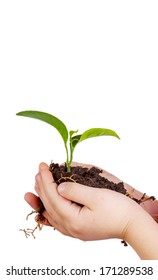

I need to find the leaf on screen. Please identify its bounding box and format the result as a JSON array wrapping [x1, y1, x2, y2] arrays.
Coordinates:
[[69, 130, 78, 138], [71, 134, 81, 149], [72, 128, 120, 146], [80, 128, 120, 141], [16, 110, 68, 144]]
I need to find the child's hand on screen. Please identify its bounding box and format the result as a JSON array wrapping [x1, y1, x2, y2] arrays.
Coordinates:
[[25, 162, 158, 259], [27, 162, 141, 241]]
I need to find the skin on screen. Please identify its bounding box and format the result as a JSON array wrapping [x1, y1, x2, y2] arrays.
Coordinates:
[[25, 162, 158, 260]]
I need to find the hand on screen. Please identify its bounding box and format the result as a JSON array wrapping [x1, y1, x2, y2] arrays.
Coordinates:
[[67, 162, 158, 223], [25, 162, 158, 259], [25, 162, 143, 241]]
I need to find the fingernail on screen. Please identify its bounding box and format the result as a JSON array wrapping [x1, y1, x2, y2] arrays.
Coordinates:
[[58, 183, 66, 193]]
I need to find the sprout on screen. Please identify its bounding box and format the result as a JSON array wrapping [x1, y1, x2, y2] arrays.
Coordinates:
[[16, 110, 120, 171]]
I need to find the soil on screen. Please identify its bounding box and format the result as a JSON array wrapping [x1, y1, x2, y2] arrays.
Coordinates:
[[50, 163, 155, 205], [49, 163, 127, 195]]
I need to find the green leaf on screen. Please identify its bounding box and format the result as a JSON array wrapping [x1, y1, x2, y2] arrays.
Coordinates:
[[69, 130, 78, 138], [16, 110, 68, 144], [73, 128, 120, 145], [71, 134, 81, 149]]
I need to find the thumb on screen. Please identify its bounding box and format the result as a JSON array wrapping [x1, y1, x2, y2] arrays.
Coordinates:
[[58, 182, 95, 208]]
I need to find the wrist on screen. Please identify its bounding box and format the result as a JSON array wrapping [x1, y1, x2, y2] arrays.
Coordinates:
[[124, 205, 158, 259]]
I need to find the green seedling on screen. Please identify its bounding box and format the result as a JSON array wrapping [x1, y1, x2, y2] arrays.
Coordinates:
[[16, 110, 120, 171]]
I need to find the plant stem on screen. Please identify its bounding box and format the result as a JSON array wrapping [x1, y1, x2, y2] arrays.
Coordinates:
[[65, 144, 71, 172], [69, 148, 73, 168]]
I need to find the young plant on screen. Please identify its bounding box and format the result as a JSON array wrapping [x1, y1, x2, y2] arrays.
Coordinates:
[[16, 110, 120, 171]]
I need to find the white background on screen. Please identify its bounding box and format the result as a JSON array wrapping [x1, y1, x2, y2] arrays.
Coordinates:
[[0, 0, 158, 278]]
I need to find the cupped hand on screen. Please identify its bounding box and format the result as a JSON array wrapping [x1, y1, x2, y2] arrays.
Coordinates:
[[25, 162, 143, 241], [70, 162, 158, 223]]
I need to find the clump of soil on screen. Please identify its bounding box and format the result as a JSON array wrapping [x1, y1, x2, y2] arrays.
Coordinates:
[[49, 163, 126, 194]]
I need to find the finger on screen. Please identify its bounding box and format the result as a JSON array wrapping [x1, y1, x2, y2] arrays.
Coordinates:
[[39, 162, 49, 171], [58, 182, 97, 209], [37, 168, 85, 225], [35, 209, 74, 237], [39, 168, 54, 186], [24, 192, 43, 211], [37, 168, 71, 212], [35, 169, 55, 197]]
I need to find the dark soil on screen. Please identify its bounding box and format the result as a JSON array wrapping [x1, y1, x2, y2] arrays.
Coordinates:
[[49, 163, 155, 205], [49, 163, 127, 195]]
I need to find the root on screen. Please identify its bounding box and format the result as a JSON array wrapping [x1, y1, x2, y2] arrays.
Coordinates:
[[133, 193, 155, 204], [57, 174, 78, 184], [19, 223, 43, 239], [20, 207, 44, 239], [26, 210, 38, 220], [125, 188, 135, 198], [126, 190, 155, 204]]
